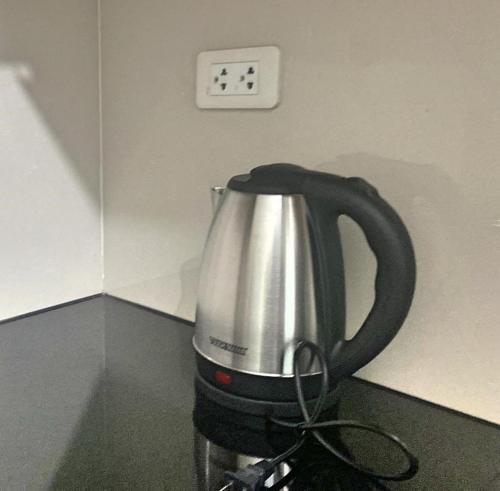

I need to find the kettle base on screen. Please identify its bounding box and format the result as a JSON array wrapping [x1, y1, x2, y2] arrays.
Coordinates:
[[195, 351, 336, 402], [195, 370, 341, 419]]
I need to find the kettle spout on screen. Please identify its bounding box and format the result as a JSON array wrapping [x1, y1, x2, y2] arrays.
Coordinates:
[[210, 186, 226, 214]]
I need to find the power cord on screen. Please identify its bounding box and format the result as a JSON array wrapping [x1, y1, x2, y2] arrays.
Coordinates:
[[222, 340, 419, 490]]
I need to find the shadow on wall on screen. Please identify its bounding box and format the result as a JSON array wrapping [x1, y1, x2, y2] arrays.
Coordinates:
[[0, 61, 101, 319], [105, 254, 202, 322], [178, 154, 476, 330], [0, 62, 99, 204], [313, 153, 482, 337], [108, 152, 484, 329], [177, 255, 202, 319]]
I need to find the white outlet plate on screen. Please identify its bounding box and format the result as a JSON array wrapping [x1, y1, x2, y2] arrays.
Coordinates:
[[196, 46, 280, 109]]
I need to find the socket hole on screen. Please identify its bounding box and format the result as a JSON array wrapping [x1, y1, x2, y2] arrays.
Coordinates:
[[247, 66, 254, 75], [247, 81, 254, 90], [220, 83, 227, 90], [240, 75, 245, 82], [214, 76, 219, 83], [221, 68, 227, 76]]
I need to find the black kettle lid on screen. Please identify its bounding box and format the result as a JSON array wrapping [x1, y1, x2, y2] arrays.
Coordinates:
[[228, 163, 312, 194]]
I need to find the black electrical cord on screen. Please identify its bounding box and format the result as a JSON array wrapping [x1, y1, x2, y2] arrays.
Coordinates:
[[269, 340, 419, 481], [223, 340, 419, 490]]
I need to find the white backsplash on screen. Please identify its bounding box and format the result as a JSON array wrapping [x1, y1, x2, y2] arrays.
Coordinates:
[[101, 0, 500, 424], [0, 1, 102, 320]]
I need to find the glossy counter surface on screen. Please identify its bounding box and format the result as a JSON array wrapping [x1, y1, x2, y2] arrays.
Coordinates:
[[0, 296, 498, 490]]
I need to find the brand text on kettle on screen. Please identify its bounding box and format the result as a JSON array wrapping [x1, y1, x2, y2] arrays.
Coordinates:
[[209, 336, 248, 356]]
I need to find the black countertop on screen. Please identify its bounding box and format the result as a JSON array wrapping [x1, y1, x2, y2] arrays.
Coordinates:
[[0, 296, 498, 490]]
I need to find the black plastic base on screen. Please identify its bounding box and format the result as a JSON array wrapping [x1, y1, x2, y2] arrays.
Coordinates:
[[196, 352, 335, 402], [195, 370, 340, 418], [193, 384, 301, 457]]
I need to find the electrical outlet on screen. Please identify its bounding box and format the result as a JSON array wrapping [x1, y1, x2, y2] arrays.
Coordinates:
[[209, 61, 259, 96], [196, 46, 280, 109]]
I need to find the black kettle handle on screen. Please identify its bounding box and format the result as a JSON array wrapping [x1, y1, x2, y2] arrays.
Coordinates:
[[303, 172, 416, 380]]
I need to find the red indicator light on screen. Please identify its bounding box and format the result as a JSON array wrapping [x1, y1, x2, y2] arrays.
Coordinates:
[[215, 370, 232, 385]]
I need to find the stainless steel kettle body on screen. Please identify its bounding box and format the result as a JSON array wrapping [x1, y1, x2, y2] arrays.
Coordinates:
[[195, 189, 323, 377], [194, 164, 415, 408]]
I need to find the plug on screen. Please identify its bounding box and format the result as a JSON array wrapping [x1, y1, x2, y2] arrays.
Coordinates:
[[224, 460, 274, 491]]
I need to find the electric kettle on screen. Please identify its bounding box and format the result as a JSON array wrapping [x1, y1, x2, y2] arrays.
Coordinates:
[[194, 164, 415, 415]]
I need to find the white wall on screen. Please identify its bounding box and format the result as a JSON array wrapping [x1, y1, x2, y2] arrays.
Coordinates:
[[101, 0, 500, 424], [0, 0, 102, 321]]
